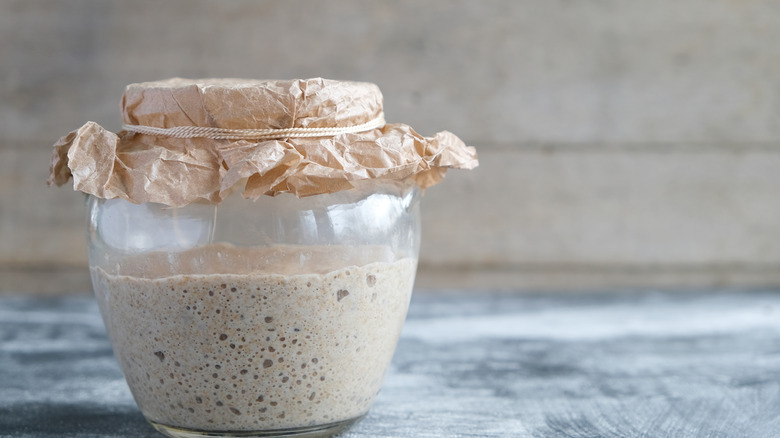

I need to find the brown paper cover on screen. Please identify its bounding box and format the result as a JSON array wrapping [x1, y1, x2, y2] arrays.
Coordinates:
[[48, 78, 477, 206]]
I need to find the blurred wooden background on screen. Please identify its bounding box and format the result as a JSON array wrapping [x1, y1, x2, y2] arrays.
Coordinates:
[[2, 0, 780, 294]]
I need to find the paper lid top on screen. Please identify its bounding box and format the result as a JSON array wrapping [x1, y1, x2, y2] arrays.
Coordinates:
[[122, 78, 384, 131]]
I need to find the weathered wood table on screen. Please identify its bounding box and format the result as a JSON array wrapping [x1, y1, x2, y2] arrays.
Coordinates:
[[2, 290, 780, 437]]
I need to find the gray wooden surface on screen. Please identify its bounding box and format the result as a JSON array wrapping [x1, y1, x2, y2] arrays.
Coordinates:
[[2, 290, 780, 437]]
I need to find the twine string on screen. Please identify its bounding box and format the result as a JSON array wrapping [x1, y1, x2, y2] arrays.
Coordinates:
[[122, 113, 386, 140]]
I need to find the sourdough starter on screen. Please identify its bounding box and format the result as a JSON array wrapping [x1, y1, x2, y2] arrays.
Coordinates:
[[91, 246, 416, 431]]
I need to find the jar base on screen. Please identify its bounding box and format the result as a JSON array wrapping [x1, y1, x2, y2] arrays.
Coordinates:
[[148, 416, 365, 438]]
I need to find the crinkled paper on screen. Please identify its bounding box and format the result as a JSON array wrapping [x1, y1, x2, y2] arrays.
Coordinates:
[[48, 78, 478, 206]]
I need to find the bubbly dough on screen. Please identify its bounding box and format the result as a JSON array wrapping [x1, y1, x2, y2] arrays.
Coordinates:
[[91, 246, 416, 431]]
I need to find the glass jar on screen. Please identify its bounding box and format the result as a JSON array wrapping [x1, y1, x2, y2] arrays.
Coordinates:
[[87, 180, 420, 437], [50, 77, 476, 438]]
